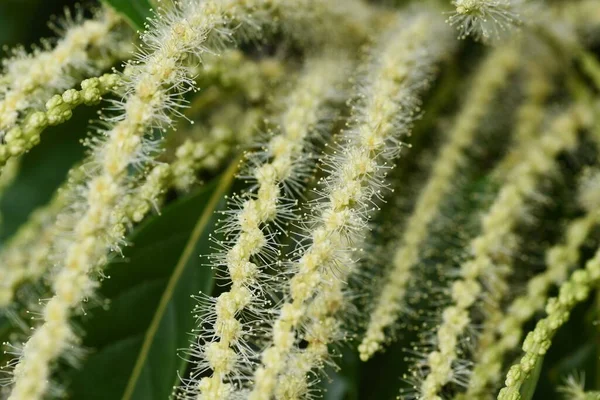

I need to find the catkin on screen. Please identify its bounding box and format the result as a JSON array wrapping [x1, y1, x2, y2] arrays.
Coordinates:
[[466, 63, 559, 364], [464, 213, 600, 398], [0, 74, 120, 165], [0, 122, 249, 313], [462, 170, 600, 398], [358, 44, 519, 361], [0, 7, 123, 165], [274, 258, 349, 400], [419, 105, 588, 400], [6, 2, 278, 398], [248, 13, 455, 400], [192, 56, 350, 400], [1, 1, 598, 399]]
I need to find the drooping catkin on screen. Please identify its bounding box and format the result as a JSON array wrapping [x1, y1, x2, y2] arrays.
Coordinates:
[[459, 62, 555, 396], [497, 244, 600, 400], [418, 105, 588, 400], [191, 55, 350, 400], [274, 253, 351, 400], [0, 7, 123, 164], [0, 164, 166, 312], [0, 121, 248, 314], [0, 51, 285, 316], [247, 13, 456, 400], [358, 43, 519, 362], [0, 74, 120, 165], [5, 2, 283, 398], [461, 171, 600, 398]]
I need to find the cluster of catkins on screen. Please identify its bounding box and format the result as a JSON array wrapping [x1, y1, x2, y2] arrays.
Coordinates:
[[0, 0, 600, 399]]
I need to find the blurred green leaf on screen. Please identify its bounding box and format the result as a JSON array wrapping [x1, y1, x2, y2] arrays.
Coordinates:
[[101, 0, 154, 30], [0, 316, 10, 338], [322, 347, 360, 400], [66, 161, 237, 400], [0, 315, 12, 364], [358, 331, 415, 400], [521, 356, 544, 400]]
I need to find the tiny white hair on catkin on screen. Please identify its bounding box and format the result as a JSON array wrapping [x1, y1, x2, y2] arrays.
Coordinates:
[[447, 0, 523, 43], [183, 54, 352, 400], [243, 10, 457, 400]]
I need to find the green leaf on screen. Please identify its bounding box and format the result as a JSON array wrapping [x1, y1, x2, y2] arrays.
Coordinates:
[[520, 356, 544, 400], [101, 0, 154, 30], [0, 315, 12, 366], [66, 161, 238, 400], [322, 347, 360, 400], [0, 316, 10, 339]]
